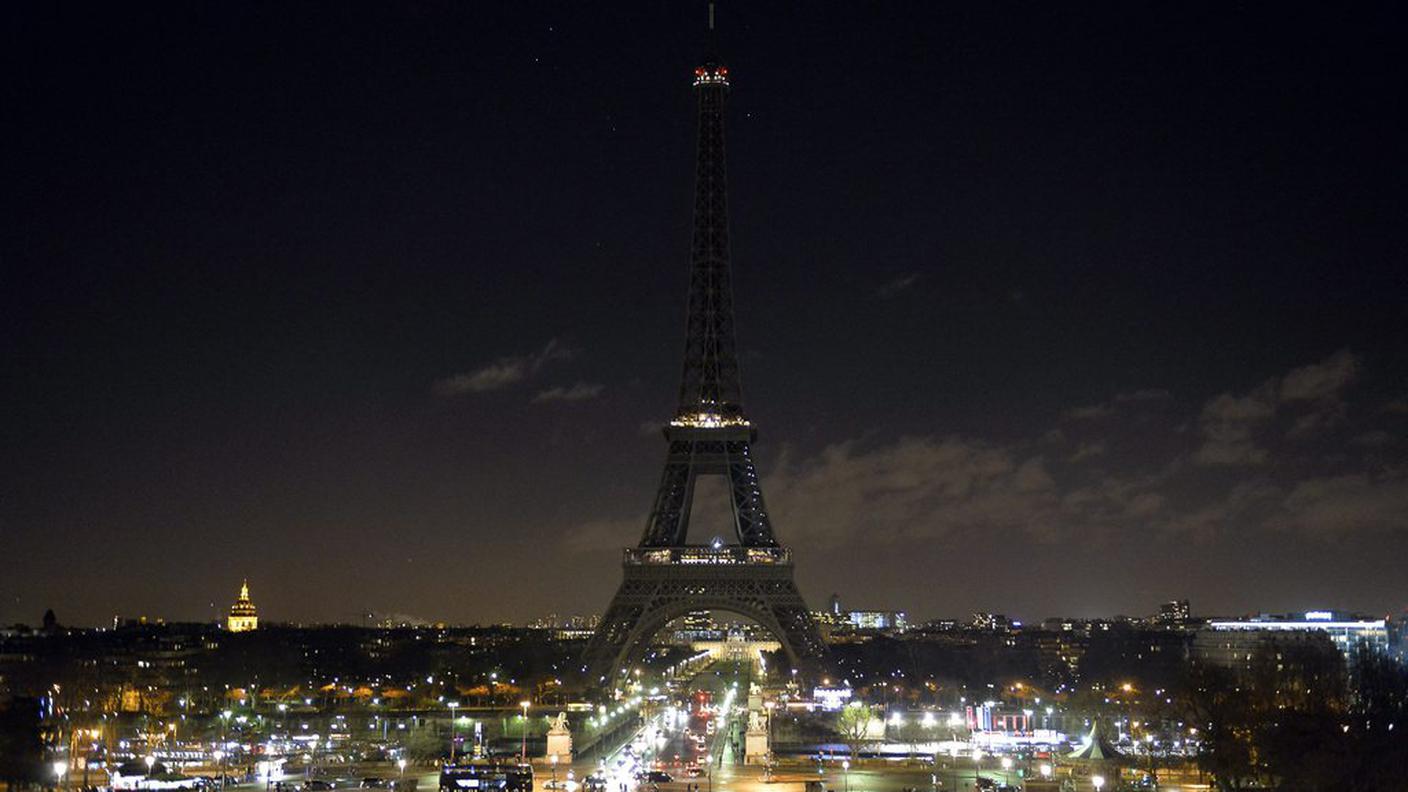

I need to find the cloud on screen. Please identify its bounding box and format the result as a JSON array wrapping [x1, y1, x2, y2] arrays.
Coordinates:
[[759, 437, 1068, 547], [532, 382, 605, 403], [562, 516, 641, 552], [1066, 405, 1113, 420], [1159, 480, 1282, 541], [1070, 442, 1106, 462], [564, 349, 1399, 555], [1193, 350, 1361, 464], [1351, 430, 1394, 448], [1064, 389, 1170, 421], [1115, 389, 1173, 403], [1279, 349, 1360, 402], [1194, 388, 1276, 465], [876, 273, 921, 298], [435, 339, 572, 396], [1278, 470, 1408, 535]]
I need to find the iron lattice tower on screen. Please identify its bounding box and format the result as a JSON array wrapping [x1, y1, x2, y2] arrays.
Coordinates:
[[583, 42, 829, 686]]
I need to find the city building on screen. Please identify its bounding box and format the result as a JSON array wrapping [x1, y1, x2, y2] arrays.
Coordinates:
[[1157, 599, 1192, 626], [1197, 611, 1388, 668], [812, 594, 907, 634], [972, 613, 1017, 632], [226, 580, 259, 632], [846, 609, 908, 631]]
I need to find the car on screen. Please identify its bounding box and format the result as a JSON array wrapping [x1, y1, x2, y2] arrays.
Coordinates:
[[685, 768, 703, 779], [303, 782, 334, 791], [583, 774, 609, 792], [361, 780, 390, 789], [644, 772, 672, 784]]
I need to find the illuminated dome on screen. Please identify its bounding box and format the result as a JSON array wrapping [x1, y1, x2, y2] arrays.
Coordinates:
[[226, 580, 259, 632]]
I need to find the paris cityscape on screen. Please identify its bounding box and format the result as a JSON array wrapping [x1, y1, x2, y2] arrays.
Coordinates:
[[3, 4, 1406, 792]]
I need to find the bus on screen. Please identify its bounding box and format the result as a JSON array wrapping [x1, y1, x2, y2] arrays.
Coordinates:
[[439, 763, 533, 792]]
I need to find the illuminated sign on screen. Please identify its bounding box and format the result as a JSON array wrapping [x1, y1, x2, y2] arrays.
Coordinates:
[[1304, 611, 1334, 621], [813, 687, 852, 711]]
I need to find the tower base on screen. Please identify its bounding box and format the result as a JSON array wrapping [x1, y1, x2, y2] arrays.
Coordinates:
[[583, 547, 828, 687]]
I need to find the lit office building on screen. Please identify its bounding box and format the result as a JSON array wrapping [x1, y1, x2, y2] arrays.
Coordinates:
[[1196, 610, 1387, 668]]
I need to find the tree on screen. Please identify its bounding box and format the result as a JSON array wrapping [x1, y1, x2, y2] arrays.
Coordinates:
[[897, 719, 929, 762], [403, 722, 445, 765], [836, 702, 875, 763], [0, 698, 46, 792], [1340, 643, 1408, 790], [1184, 663, 1256, 791], [1185, 636, 1350, 792]]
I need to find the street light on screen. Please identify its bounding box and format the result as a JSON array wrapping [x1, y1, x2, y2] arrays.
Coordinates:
[[1039, 763, 1052, 780], [398, 758, 407, 777], [842, 759, 850, 792], [212, 750, 225, 790], [53, 760, 67, 787], [551, 754, 558, 786], [1092, 775, 1105, 791], [448, 703, 460, 764], [520, 701, 531, 763]]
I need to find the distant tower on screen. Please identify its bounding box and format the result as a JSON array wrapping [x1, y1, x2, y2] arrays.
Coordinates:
[[226, 580, 259, 632]]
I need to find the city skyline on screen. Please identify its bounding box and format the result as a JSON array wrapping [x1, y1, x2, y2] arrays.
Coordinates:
[[5, 3, 1407, 627]]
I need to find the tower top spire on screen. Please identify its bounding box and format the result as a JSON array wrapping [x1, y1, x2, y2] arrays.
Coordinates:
[[676, 3, 738, 425], [698, 2, 726, 79]]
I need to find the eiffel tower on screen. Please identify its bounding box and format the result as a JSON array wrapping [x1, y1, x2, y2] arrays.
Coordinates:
[[583, 14, 829, 686]]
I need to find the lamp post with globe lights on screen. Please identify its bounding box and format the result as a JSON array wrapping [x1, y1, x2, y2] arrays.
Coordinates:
[[1092, 775, 1105, 791], [53, 760, 67, 792], [520, 702, 531, 764]]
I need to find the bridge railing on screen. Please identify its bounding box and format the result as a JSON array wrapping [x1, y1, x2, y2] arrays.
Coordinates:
[[623, 546, 791, 566]]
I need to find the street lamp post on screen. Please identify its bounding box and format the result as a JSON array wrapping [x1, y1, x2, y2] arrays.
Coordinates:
[[520, 701, 531, 764], [398, 758, 407, 780], [53, 760, 67, 792], [449, 703, 460, 764], [1092, 775, 1105, 792], [842, 759, 850, 792]]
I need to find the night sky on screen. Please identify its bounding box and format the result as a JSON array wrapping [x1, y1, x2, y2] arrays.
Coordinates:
[[4, 3, 1406, 628]]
